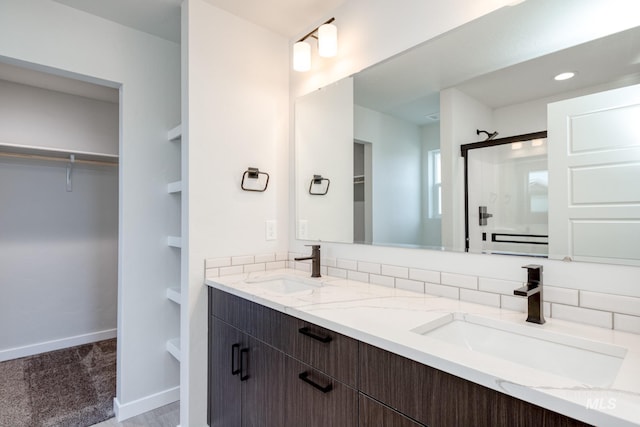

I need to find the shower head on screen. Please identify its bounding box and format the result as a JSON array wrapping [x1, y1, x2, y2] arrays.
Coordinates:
[[477, 129, 499, 141]]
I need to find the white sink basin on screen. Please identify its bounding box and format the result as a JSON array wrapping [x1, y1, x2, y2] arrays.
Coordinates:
[[245, 274, 322, 295], [411, 313, 626, 387]]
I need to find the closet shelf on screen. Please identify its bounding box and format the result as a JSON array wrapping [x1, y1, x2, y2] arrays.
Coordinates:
[[166, 287, 181, 305], [0, 142, 118, 165], [167, 236, 182, 248], [166, 338, 181, 362], [168, 124, 182, 142], [167, 181, 182, 194]]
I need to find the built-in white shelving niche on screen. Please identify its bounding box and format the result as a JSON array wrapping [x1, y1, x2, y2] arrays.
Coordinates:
[[167, 236, 182, 248], [166, 287, 181, 305], [167, 181, 182, 194], [166, 338, 181, 362], [168, 124, 182, 142], [165, 123, 183, 373]]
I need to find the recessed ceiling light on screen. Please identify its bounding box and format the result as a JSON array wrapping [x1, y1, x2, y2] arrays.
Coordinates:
[[554, 71, 576, 81]]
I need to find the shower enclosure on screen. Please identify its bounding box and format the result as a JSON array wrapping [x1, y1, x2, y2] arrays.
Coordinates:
[[461, 132, 548, 257]]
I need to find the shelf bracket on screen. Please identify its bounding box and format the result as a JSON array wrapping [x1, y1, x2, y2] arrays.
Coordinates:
[[66, 154, 75, 192]]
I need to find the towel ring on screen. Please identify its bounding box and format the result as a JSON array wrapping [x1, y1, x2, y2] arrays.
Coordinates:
[[309, 175, 330, 196], [241, 167, 269, 192]]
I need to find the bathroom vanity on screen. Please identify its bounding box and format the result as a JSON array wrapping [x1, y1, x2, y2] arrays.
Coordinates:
[[206, 270, 640, 426]]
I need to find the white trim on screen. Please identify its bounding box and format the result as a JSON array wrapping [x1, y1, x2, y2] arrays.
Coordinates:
[[0, 328, 117, 362], [114, 386, 180, 421]]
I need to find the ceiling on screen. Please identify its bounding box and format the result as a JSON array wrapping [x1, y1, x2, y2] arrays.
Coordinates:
[[354, 0, 640, 126], [52, 0, 347, 43]]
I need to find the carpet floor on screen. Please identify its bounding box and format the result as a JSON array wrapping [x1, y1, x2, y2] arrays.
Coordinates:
[[0, 339, 116, 427]]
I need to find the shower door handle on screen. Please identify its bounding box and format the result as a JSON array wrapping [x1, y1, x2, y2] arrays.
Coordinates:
[[479, 206, 493, 226]]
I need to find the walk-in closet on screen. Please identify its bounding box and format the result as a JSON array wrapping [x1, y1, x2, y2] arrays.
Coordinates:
[[0, 61, 119, 424]]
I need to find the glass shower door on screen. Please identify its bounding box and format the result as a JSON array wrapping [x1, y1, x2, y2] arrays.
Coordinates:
[[467, 138, 548, 256]]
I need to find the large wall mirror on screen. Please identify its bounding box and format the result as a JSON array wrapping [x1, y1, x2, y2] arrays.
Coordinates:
[[295, 0, 640, 266]]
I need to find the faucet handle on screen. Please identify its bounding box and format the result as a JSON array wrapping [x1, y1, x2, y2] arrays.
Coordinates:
[[305, 244, 321, 250]]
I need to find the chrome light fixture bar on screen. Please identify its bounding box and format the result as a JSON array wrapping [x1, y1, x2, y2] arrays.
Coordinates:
[[293, 17, 337, 72]]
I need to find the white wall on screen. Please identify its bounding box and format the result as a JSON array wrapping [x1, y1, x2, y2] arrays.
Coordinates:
[[183, 0, 289, 425], [0, 80, 118, 361], [354, 105, 423, 245], [0, 0, 181, 418], [290, 0, 640, 305], [296, 78, 353, 243], [421, 122, 441, 247]]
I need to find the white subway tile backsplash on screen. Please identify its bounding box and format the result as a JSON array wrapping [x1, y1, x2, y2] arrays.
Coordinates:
[[348, 270, 370, 283], [581, 291, 640, 317], [205, 268, 219, 279], [370, 274, 395, 288], [409, 268, 440, 284], [544, 286, 579, 306], [614, 313, 640, 334], [322, 257, 337, 268], [327, 267, 347, 279], [321, 266, 328, 276], [294, 262, 311, 273], [395, 278, 424, 293], [551, 304, 612, 329], [254, 253, 275, 263], [219, 265, 243, 277], [275, 252, 288, 261], [424, 283, 459, 299], [381, 265, 409, 279], [500, 295, 526, 312], [232, 255, 254, 265], [337, 258, 358, 271], [244, 263, 265, 273], [206, 257, 231, 268], [358, 261, 381, 274], [479, 277, 521, 295], [442, 273, 478, 290], [460, 289, 500, 307], [544, 302, 551, 319], [265, 261, 286, 271]]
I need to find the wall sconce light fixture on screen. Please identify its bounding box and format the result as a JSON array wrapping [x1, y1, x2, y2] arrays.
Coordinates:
[[293, 18, 337, 72]]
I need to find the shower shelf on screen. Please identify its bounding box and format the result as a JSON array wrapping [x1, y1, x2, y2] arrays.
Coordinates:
[[167, 181, 182, 193], [166, 338, 181, 362]]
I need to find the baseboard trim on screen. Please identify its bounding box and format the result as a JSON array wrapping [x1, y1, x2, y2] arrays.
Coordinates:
[[114, 386, 180, 421], [0, 329, 117, 362]]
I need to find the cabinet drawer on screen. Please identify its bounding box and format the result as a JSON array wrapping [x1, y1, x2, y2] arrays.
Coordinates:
[[359, 342, 591, 427], [281, 315, 358, 387], [284, 356, 357, 427], [359, 394, 425, 427]]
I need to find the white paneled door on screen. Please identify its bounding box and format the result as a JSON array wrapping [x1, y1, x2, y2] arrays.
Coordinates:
[[548, 84, 640, 265]]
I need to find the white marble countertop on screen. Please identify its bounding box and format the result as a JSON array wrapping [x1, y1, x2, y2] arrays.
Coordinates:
[[205, 269, 640, 427]]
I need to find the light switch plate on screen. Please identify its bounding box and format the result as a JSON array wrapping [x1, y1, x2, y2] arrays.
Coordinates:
[[298, 220, 308, 240], [265, 220, 277, 241]]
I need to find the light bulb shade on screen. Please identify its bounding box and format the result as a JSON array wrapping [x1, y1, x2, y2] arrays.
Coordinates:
[[318, 23, 337, 57], [293, 41, 311, 71]]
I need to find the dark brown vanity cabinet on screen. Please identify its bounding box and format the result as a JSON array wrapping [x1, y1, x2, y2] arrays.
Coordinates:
[[209, 317, 284, 427], [359, 342, 591, 427], [209, 288, 591, 427], [209, 288, 357, 427]]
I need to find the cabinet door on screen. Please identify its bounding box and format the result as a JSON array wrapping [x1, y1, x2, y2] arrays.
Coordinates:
[[284, 356, 357, 427], [359, 394, 425, 427], [241, 337, 284, 427], [210, 318, 244, 427]]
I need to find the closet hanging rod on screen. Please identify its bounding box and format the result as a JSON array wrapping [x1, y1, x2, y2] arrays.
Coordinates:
[[0, 151, 118, 166]]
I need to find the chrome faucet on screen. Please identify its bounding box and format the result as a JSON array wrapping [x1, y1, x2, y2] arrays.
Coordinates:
[[513, 264, 545, 324], [294, 245, 321, 278]]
